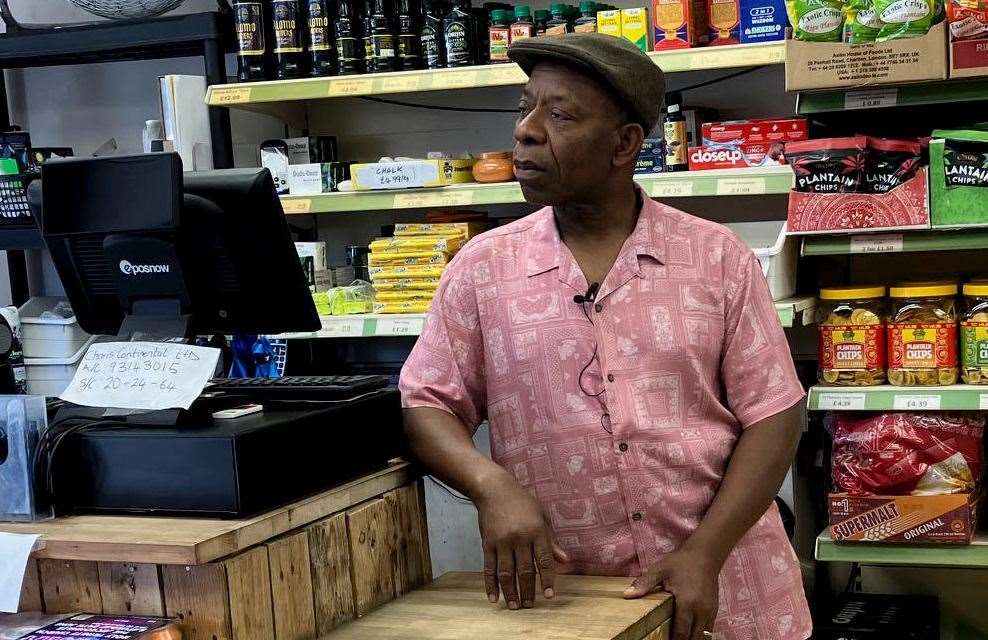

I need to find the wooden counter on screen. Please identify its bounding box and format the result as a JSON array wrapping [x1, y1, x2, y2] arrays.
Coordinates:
[[323, 572, 674, 640], [2, 462, 432, 640]]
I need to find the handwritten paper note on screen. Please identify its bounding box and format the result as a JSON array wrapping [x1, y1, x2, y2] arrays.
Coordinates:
[[59, 342, 220, 411], [0, 532, 40, 612], [354, 161, 439, 190]]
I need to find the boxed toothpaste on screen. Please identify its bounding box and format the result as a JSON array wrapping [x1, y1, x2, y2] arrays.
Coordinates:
[[688, 143, 787, 170], [702, 117, 808, 145], [740, 0, 787, 43]]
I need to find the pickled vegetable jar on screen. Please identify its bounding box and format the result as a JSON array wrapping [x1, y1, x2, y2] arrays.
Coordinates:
[[961, 282, 988, 384], [887, 282, 959, 386], [816, 286, 887, 386]]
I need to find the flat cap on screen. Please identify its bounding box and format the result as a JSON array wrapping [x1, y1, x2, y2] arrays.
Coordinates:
[[508, 33, 665, 132]]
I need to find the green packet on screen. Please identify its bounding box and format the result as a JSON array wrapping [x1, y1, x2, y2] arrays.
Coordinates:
[[843, 0, 883, 42], [934, 129, 988, 189], [874, 0, 942, 40], [794, 0, 845, 41]]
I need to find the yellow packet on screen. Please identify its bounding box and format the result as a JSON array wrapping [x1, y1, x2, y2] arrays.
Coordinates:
[[372, 278, 442, 291], [369, 235, 465, 255], [367, 251, 451, 267], [374, 290, 437, 302], [370, 265, 447, 279], [393, 222, 487, 239], [373, 301, 432, 314]]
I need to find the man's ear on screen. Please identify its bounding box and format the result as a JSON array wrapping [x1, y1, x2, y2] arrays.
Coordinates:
[[614, 123, 646, 170]]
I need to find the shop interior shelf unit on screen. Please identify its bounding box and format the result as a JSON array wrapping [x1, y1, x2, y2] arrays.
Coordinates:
[[807, 385, 988, 411], [796, 79, 988, 115], [801, 229, 988, 256], [815, 531, 988, 569], [206, 41, 785, 108], [280, 165, 796, 214]]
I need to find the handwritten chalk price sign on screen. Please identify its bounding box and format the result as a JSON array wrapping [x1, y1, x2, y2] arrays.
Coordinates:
[[60, 341, 221, 411]]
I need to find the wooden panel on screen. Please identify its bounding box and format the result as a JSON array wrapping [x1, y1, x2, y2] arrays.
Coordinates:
[[224, 546, 276, 640], [307, 514, 355, 635], [346, 498, 396, 617], [642, 620, 671, 640], [267, 532, 316, 640], [382, 490, 408, 596], [322, 572, 674, 640], [18, 558, 43, 612], [161, 564, 232, 640], [414, 481, 433, 582], [0, 462, 410, 565], [38, 559, 102, 614], [398, 482, 430, 589], [97, 563, 165, 616]]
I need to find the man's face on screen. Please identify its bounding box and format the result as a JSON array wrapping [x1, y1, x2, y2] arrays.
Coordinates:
[[512, 61, 629, 206]]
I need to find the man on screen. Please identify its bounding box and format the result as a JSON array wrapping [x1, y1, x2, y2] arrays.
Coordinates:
[[399, 33, 811, 640]]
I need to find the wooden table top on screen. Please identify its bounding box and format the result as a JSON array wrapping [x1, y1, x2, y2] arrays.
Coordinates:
[[0, 462, 409, 565], [322, 572, 673, 640]]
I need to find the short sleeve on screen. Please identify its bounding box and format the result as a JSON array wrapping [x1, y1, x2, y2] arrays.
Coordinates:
[[721, 250, 805, 428], [398, 261, 487, 433]]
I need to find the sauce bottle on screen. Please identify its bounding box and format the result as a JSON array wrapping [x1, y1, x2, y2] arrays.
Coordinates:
[[544, 3, 571, 35], [443, 0, 476, 67], [534, 8, 550, 34], [362, 0, 376, 72], [420, 0, 447, 68], [488, 9, 511, 63], [234, 1, 269, 81], [370, 0, 397, 71], [335, 0, 365, 74], [573, 1, 597, 31], [307, 0, 335, 76], [663, 92, 689, 172], [271, 0, 307, 79], [511, 5, 536, 40], [396, 0, 421, 69]]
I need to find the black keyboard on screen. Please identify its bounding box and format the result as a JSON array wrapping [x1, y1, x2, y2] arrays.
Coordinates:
[[208, 375, 389, 402]]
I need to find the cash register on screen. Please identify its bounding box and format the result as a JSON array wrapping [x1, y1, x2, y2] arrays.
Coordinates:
[[33, 153, 403, 518]]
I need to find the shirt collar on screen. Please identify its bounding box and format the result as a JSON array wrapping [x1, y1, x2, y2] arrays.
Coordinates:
[[525, 187, 667, 279]]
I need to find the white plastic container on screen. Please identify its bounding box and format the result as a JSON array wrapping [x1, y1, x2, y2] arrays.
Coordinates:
[[24, 336, 96, 397], [18, 297, 91, 359], [724, 221, 797, 301]]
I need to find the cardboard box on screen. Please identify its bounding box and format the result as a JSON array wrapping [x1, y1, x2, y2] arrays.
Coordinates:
[[787, 167, 930, 234], [740, 0, 787, 43], [702, 117, 808, 145], [708, 0, 740, 44], [351, 158, 474, 190], [929, 133, 988, 228], [651, 0, 708, 49], [598, 9, 623, 36], [785, 21, 948, 91], [950, 37, 988, 77], [948, 2, 988, 78], [621, 8, 651, 51], [636, 138, 665, 174], [829, 492, 978, 543], [295, 242, 329, 292], [688, 144, 787, 169]]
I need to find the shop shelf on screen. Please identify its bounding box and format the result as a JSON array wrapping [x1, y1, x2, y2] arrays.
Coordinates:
[[206, 42, 785, 107], [802, 229, 988, 256], [807, 385, 988, 411], [280, 166, 795, 214], [775, 295, 816, 328], [796, 79, 988, 115], [815, 531, 988, 568]]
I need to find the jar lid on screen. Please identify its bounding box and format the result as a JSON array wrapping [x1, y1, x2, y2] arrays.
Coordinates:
[[819, 285, 885, 300], [889, 282, 958, 297], [963, 282, 988, 296]]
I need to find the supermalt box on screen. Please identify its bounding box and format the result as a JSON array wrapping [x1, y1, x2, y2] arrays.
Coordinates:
[[829, 493, 978, 544]]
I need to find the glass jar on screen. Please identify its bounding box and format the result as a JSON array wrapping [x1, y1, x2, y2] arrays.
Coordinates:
[[961, 282, 988, 384], [816, 286, 887, 386], [887, 282, 959, 386]]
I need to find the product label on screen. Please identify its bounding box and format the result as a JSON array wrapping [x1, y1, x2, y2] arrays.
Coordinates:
[[857, 7, 882, 27], [235, 2, 266, 55], [879, 0, 930, 23], [545, 23, 569, 35], [961, 322, 988, 367], [818, 325, 886, 369], [308, 1, 333, 50], [709, 0, 741, 33], [421, 24, 443, 67], [273, 0, 303, 53], [445, 21, 472, 64], [797, 6, 842, 33], [663, 120, 688, 167], [574, 21, 597, 32], [398, 33, 417, 59], [943, 139, 988, 188], [489, 26, 510, 60], [510, 23, 535, 39], [888, 323, 958, 369], [337, 35, 361, 61], [374, 33, 396, 58]]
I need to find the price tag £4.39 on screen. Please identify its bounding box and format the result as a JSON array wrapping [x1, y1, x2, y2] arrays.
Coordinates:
[[893, 394, 942, 411]]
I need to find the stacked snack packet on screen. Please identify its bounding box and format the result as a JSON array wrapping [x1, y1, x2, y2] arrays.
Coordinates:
[[369, 221, 487, 314]]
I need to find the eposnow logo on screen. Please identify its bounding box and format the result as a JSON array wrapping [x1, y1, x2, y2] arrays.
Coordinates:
[[119, 260, 171, 275]]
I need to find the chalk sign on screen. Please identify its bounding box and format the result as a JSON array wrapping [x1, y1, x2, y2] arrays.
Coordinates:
[[60, 341, 220, 411]]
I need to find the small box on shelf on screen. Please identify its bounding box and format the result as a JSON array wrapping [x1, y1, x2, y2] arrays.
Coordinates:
[[829, 492, 979, 544], [350, 159, 475, 191], [929, 131, 988, 228]]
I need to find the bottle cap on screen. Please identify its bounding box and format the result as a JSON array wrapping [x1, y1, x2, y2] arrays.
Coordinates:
[[550, 3, 567, 14], [491, 9, 508, 21], [580, 1, 595, 11]]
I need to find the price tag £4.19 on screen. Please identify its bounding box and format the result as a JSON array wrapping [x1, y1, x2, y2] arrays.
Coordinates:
[[816, 392, 866, 411]]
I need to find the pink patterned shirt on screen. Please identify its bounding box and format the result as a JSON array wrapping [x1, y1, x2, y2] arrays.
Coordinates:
[[399, 195, 812, 640]]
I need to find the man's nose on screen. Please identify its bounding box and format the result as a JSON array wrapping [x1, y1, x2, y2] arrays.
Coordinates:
[[514, 107, 547, 146]]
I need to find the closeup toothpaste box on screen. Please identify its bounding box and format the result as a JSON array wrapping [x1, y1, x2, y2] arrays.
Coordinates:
[[688, 144, 788, 170], [740, 0, 787, 43], [702, 117, 808, 145], [691, 117, 807, 170]]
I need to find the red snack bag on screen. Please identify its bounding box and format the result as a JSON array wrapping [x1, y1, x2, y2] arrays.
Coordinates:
[[831, 412, 984, 496], [786, 136, 868, 193]]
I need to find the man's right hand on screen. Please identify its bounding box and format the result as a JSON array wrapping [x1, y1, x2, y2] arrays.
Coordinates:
[[475, 475, 569, 610]]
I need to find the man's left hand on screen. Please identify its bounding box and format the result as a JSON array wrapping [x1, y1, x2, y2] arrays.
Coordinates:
[[623, 546, 721, 640]]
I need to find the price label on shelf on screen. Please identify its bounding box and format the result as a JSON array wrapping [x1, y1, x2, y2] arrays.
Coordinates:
[[980, 394, 988, 410], [381, 75, 422, 92], [377, 316, 425, 336], [488, 66, 526, 84], [715, 177, 766, 196], [849, 233, 903, 254], [434, 70, 479, 89], [844, 88, 898, 110], [893, 394, 941, 411], [211, 87, 252, 105], [281, 198, 312, 214], [329, 77, 375, 96], [816, 392, 866, 411], [322, 318, 365, 338], [393, 190, 474, 208], [649, 180, 694, 198]]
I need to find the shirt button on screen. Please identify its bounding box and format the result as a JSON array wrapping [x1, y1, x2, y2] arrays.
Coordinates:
[[618, 442, 629, 452], [607, 373, 615, 382], [632, 512, 643, 522], [594, 303, 603, 313]]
